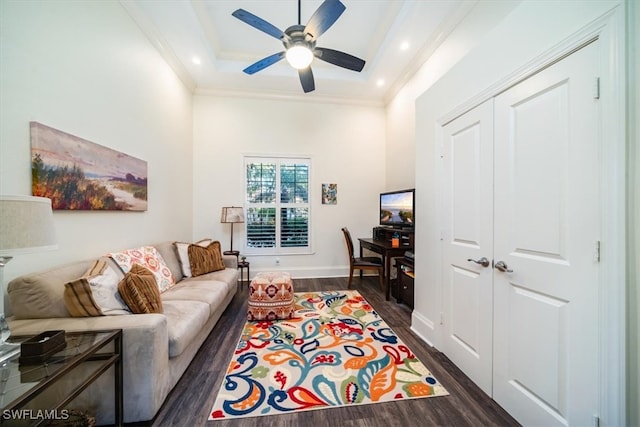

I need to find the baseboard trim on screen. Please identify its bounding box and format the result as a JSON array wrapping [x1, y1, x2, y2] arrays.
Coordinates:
[[248, 266, 379, 280]]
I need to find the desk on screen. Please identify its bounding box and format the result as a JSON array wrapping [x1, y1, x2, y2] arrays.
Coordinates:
[[358, 238, 414, 301]]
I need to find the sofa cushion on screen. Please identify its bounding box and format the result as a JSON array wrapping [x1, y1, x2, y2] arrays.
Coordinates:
[[183, 267, 239, 286], [118, 264, 163, 314], [162, 300, 210, 358], [63, 258, 130, 317], [188, 241, 225, 277], [161, 279, 232, 317], [109, 246, 175, 293], [174, 238, 212, 278]]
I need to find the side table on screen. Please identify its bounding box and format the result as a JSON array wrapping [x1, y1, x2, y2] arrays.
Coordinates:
[[238, 261, 250, 287], [0, 329, 123, 426]]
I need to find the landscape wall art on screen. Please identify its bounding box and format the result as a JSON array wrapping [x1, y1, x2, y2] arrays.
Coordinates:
[[30, 122, 148, 211]]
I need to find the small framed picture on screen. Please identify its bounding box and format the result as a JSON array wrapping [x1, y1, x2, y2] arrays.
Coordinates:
[[322, 183, 337, 205]]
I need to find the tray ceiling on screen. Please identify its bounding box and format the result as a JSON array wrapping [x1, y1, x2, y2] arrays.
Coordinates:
[[121, 0, 468, 104]]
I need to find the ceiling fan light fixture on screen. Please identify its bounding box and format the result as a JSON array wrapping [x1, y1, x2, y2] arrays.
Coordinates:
[[232, 0, 365, 93], [286, 44, 313, 69]]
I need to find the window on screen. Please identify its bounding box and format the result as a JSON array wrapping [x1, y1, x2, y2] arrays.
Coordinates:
[[244, 156, 311, 254]]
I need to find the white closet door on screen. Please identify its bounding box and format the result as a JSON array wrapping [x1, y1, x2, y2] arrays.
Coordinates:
[[441, 100, 494, 395], [492, 40, 600, 426]]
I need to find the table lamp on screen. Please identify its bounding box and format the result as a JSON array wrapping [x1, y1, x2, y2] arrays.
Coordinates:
[[0, 195, 57, 343], [220, 206, 244, 254]]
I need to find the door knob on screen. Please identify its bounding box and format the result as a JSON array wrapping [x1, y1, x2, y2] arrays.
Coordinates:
[[494, 261, 513, 273], [467, 257, 490, 268]]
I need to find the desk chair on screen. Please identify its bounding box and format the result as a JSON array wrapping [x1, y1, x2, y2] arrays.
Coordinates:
[[341, 227, 384, 291]]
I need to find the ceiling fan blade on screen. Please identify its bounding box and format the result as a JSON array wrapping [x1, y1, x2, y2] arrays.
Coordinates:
[[298, 67, 315, 93], [243, 51, 286, 75], [232, 9, 287, 41], [304, 0, 346, 40], [314, 47, 365, 72]]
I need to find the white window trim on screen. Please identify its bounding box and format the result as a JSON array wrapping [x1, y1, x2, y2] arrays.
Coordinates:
[[243, 155, 312, 256]]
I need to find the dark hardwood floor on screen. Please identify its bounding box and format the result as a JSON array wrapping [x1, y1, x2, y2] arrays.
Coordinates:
[[148, 277, 520, 427]]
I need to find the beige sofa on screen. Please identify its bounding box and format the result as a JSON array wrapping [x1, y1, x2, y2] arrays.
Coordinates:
[[6, 241, 238, 424]]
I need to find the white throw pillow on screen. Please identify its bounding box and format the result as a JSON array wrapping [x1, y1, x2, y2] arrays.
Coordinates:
[[88, 263, 131, 315], [175, 238, 213, 278], [63, 258, 131, 317]]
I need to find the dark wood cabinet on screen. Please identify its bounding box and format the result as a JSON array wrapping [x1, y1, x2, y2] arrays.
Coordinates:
[[395, 257, 414, 309]]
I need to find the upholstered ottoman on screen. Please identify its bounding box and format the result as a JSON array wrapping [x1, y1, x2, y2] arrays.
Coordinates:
[[247, 272, 295, 321]]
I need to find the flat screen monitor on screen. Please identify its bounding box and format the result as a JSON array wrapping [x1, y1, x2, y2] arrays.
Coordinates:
[[379, 189, 414, 229]]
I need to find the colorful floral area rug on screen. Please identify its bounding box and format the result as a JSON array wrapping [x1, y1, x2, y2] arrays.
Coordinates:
[[209, 290, 448, 420]]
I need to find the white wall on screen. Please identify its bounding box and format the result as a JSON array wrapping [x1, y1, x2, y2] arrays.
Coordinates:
[[385, 0, 522, 191], [627, 1, 639, 424], [192, 95, 386, 277], [414, 0, 622, 339], [0, 0, 194, 284], [1, 0, 635, 421], [409, 0, 625, 424]]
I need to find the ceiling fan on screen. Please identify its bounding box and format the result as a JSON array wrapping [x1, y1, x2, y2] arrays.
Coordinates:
[[232, 0, 366, 93]]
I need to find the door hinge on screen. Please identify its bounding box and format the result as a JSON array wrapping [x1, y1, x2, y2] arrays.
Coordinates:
[[440, 312, 444, 325], [594, 77, 600, 99], [595, 240, 601, 262], [592, 415, 600, 427]]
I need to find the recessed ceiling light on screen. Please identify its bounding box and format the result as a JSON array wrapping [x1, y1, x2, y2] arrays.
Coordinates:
[[376, 79, 385, 87], [192, 56, 201, 65], [400, 41, 410, 51]]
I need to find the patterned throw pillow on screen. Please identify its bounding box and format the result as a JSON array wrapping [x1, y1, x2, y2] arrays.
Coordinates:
[[188, 241, 225, 277], [117, 264, 163, 314], [64, 278, 102, 317], [63, 258, 130, 317], [108, 246, 175, 293], [174, 238, 213, 277]]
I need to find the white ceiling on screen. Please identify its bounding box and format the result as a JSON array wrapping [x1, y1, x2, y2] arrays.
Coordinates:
[[121, 0, 469, 105]]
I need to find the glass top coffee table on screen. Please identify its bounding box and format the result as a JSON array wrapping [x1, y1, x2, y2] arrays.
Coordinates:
[[0, 329, 122, 426]]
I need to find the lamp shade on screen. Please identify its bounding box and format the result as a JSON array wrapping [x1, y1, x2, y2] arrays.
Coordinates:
[[0, 195, 57, 256], [220, 207, 245, 224]]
